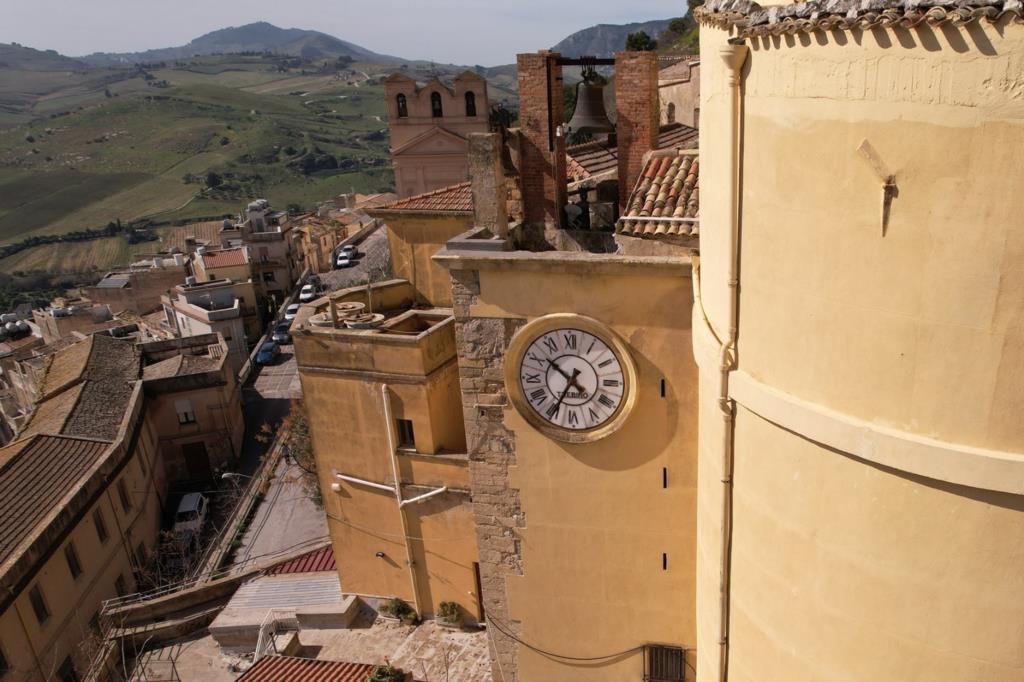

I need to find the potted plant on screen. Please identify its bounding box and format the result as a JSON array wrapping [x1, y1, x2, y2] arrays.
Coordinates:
[[378, 597, 418, 625], [365, 663, 408, 682], [437, 601, 461, 629]]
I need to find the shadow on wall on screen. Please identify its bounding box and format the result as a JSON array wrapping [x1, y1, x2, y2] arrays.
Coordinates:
[[752, 22, 998, 56]]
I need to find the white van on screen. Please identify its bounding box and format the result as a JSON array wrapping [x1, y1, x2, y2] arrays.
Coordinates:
[[172, 493, 209, 538]]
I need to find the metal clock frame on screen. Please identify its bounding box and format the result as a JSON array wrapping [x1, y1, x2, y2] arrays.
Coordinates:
[[504, 313, 638, 444]]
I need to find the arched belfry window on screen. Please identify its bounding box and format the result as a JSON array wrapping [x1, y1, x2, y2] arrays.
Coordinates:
[[465, 91, 477, 117], [666, 102, 676, 124], [396, 94, 408, 118], [431, 92, 443, 118]]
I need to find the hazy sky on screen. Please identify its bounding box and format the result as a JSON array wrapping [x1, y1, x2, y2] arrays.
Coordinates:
[[1, 0, 683, 66]]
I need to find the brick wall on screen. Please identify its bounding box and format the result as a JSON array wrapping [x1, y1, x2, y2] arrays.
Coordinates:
[[615, 51, 660, 210], [450, 268, 525, 680], [516, 51, 566, 228]]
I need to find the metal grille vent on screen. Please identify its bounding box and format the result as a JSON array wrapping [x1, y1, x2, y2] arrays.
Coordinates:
[[645, 645, 685, 682]]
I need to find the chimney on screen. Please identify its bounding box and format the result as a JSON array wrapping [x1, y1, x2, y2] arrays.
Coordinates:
[[615, 51, 660, 211], [516, 51, 566, 229], [468, 133, 509, 238]]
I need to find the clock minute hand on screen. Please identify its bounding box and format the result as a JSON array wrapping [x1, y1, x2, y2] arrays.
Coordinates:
[[547, 359, 572, 382]]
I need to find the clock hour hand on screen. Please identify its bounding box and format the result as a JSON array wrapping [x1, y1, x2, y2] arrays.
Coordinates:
[[554, 369, 581, 411]]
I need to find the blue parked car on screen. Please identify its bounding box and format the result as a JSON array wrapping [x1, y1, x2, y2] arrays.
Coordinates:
[[256, 341, 280, 364]]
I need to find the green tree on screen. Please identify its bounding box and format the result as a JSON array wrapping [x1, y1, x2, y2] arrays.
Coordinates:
[[205, 171, 223, 188], [626, 31, 658, 52]]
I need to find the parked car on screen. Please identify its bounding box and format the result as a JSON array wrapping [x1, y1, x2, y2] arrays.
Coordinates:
[[299, 284, 318, 303], [336, 254, 352, 268], [256, 341, 280, 364], [341, 244, 359, 258], [284, 303, 300, 321], [172, 493, 209, 539], [271, 322, 292, 345]]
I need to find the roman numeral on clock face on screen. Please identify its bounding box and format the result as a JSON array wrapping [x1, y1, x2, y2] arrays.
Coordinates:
[[602, 379, 620, 387], [598, 358, 614, 368], [543, 336, 558, 354], [530, 388, 547, 403], [598, 394, 615, 409], [524, 373, 541, 384], [563, 332, 577, 350], [568, 410, 579, 426], [546, 403, 560, 420]]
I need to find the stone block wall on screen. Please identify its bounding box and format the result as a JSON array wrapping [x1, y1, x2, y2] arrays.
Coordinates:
[[450, 268, 525, 680]]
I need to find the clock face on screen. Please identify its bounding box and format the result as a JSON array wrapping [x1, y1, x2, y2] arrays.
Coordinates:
[[517, 327, 626, 432]]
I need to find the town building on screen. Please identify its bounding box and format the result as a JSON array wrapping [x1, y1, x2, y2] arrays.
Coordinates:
[[0, 334, 164, 682], [692, 1, 1024, 680], [85, 255, 189, 315], [238, 200, 300, 311], [658, 56, 700, 128], [190, 246, 261, 341], [140, 334, 245, 482], [366, 183, 474, 307], [0, 327, 247, 679], [292, 230, 477, 621], [161, 279, 249, 374], [383, 71, 491, 198], [31, 297, 116, 344]]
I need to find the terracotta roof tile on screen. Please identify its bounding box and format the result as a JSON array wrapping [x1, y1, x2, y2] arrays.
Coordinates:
[[267, 545, 336, 575], [0, 434, 111, 566], [238, 656, 377, 682], [618, 149, 699, 241], [377, 182, 473, 214], [566, 123, 699, 181], [201, 248, 249, 269], [40, 336, 94, 399]]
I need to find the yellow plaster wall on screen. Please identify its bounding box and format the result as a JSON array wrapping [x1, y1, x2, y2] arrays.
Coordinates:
[[697, 18, 1024, 682], [0, 418, 164, 680], [385, 215, 474, 307], [299, 356, 478, 617], [472, 264, 698, 680]]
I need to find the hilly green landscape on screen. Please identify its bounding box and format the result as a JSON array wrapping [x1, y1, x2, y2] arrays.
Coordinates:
[[0, 17, 684, 306]]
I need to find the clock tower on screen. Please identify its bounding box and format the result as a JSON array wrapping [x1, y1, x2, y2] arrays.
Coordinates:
[[435, 49, 699, 680]]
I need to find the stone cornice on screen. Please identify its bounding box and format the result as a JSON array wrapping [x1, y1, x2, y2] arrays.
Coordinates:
[[695, 0, 1024, 36]]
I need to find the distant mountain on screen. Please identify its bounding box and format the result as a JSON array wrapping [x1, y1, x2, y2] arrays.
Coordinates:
[[79, 21, 404, 65], [0, 43, 86, 71], [552, 19, 675, 58]]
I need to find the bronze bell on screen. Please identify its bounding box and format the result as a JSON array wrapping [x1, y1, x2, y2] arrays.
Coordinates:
[[567, 67, 614, 136]]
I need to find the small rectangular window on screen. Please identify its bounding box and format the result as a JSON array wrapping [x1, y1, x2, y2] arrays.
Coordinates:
[[117, 479, 132, 513], [28, 585, 49, 625], [114, 574, 127, 598], [57, 655, 78, 682], [175, 399, 196, 425], [645, 645, 685, 682], [262, 271, 275, 282], [64, 542, 83, 580], [93, 509, 109, 544], [396, 419, 415, 449]]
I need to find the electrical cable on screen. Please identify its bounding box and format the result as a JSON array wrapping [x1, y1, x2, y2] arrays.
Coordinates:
[[486, 614, 646, 662]]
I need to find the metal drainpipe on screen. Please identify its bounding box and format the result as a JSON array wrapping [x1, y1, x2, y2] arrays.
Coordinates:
[[717, 37, 749, 682], [380, 383, 423, 616]]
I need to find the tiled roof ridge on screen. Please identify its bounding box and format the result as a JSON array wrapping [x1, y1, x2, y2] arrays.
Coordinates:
[[695, 0, 1024, 36], [377, 181, 474, 213], [618, 148, 700, 242], [0, 432, 113, 477]]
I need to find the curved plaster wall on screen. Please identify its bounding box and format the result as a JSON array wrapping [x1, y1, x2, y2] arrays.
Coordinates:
[[696, 16, 1024, 682]]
